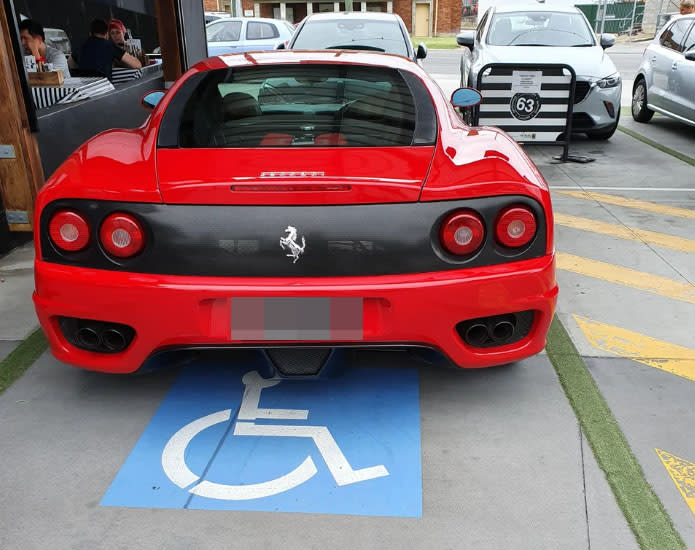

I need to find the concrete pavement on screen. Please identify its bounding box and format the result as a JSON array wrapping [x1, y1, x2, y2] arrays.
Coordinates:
[[1, 51, 693, 548]]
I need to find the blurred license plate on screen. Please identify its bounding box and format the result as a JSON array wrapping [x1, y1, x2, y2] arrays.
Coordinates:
[[230, 297, 363, 341]]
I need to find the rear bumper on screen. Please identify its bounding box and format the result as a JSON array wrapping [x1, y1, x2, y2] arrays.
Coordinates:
[[34, 254, 558, 374]]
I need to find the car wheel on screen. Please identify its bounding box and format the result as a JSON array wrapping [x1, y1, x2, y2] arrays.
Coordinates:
[[631, 79, 654, 123]]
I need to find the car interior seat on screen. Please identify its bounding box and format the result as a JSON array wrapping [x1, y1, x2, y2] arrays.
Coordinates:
[[222, 92, 262, 121], [340, 91, 414, 146]]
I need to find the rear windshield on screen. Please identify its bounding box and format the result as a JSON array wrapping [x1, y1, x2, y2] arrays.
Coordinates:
[[292, 19, 410, 57], [178, 64, 418, 148], [487, 11, 595, 47]]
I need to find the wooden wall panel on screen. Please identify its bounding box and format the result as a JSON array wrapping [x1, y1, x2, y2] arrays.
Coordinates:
[[0, 2, 44, 232]]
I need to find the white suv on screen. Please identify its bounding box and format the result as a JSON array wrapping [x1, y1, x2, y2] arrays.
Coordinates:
[[632, 14, 695, 126]]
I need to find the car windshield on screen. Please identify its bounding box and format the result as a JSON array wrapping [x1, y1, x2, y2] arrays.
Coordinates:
[[292, 19, 409, 57], [178, 64, 417, 148], [487, 11, 595, 47]]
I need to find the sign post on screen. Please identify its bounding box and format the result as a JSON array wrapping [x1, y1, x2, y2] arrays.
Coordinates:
[[474, 63, 593, 163]]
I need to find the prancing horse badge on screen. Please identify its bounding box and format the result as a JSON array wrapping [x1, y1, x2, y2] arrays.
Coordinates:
[[280, 226, 306, 263]]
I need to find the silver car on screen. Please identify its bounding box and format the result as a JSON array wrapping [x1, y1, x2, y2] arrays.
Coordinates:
[[632, 14, 695, 127], [206, 17, 295, 56], [457, 3, 622, 140], [286, 12, 427, 63]]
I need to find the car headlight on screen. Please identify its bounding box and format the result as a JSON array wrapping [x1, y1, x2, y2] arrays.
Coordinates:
[[595, 73, 621, 88]]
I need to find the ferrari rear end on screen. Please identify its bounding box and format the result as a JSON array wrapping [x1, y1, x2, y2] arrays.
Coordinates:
[[33, 51, 557, 374]]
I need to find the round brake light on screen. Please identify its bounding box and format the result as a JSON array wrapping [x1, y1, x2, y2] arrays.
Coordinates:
[[439, 210, 485, 256], [495, 206, 537, 248], [100, 213, 145, 258], [48, 210, 90, 252]]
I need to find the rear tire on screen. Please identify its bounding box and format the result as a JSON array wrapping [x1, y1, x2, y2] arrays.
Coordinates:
[[632, 79, 654, 123]]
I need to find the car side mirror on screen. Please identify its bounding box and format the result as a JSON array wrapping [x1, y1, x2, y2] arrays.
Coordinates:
[[275, 41, 286, 50], [141, 90, 165, 110], [600, 34, 615, 49], [456, 31, 475, 49], [416, 43, 427, 59], [685, 50, 695, 61], [451, 87, 482, 108]]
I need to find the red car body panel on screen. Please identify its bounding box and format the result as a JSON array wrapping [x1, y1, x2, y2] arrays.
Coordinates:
[[157, 147, 435, 205], [34, 256, 556, 374], [33, 50, 558, 373]]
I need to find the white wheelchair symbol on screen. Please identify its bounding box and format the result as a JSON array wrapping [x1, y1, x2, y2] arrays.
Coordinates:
[[161, 370, 389, 501]]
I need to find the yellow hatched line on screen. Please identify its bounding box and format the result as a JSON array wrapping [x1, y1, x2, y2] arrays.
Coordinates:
[[556, 253, 695, 304], [554, 190, 695, 219], [573, 315, 695, 381], [554, 213, 695, 253], [655, 449, 695, 518]]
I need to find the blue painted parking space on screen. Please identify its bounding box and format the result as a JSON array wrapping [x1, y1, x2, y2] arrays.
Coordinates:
[[101, 355, 422, 517]]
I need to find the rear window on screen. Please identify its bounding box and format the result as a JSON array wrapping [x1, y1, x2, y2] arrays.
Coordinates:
[[177, 64, 419, 148], [247, 21, 279, 40], [292, 19, 409, 57], [206, 21, 242, 42]]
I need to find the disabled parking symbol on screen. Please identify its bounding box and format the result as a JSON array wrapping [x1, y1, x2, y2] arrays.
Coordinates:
[[101, 359, 421, 516]]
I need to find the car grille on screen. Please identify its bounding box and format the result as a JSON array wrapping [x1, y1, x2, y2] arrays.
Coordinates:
[[574, 81, 591, 104]]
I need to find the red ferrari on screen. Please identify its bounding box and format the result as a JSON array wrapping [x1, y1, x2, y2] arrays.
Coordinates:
[[33, 51, 557, 375]]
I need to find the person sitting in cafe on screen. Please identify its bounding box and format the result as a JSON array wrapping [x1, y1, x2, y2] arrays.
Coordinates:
[[108, 19, 127, 49], [18, 19, 70, 77], [74, 18, 141, 80]]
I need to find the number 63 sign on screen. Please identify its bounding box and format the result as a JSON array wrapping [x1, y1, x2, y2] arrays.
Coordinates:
[[510, 93, 542, 121]]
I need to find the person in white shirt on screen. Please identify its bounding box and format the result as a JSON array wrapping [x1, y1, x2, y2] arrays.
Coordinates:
[[19, 19, 71, 77]]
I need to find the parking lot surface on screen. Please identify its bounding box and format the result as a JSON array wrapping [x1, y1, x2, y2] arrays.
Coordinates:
[[1, 42, 693, 550]]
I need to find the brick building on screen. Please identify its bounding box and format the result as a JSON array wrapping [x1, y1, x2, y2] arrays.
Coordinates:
[[203, 0, 462, 35]]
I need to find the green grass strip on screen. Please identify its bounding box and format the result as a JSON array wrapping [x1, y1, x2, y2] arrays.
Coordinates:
[[618, 125, 695, 167], [546, 316, 685, 550], [410, 36, 460, 49], [0, 329, 48, 395]]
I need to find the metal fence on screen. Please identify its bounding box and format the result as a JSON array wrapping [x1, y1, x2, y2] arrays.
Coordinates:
[[576, 1, 645, 34]]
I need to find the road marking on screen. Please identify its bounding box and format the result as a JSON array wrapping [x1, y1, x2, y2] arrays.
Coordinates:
[[573, 315, 695, 381], [554, 213, 695, 253], [556, 253, 695, 304], [655, 449, 695, 517], [102, 363, 422, 516], [550, 187, 695, 192], [554, 190, 695, 219]]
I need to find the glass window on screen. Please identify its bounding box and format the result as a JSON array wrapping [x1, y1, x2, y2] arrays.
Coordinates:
[[206, 20, 242, 42], [683, 24, 695, 52], [291, 19, 408, 57], [246, 22, 280, 40], [178, 65, 418, 148], [660, 19, 693, 52], [486, 11, 595, 46]]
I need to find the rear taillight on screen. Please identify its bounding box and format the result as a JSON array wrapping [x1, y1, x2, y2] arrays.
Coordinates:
[[99, 213, 145, 258], [48, 210, 90, 252], [439, 210, 485, 256], [495, 206, 537, 248]]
